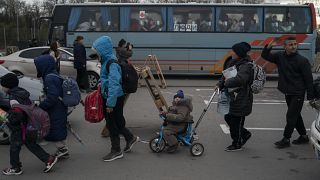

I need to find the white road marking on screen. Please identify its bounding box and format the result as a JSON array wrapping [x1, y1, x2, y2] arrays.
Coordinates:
[[203, 100, 286, 105], [219, 124, 310, 134], [220, 124, 230, 134], [196, 88, 214, 91]]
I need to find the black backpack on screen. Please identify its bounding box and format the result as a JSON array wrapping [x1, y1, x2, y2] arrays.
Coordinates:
[[106, 60, 138, 94]]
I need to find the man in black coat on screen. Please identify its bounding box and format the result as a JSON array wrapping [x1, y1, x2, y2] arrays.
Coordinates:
[[261, 36, 314, 148], [73, 36, 89, 92], [218, 42, 254, 152]]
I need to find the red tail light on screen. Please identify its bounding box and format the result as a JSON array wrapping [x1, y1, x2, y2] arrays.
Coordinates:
[[0, 60, 5, 64]]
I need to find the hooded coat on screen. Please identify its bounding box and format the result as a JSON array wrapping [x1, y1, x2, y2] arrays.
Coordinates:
[[34, 55, 67, 141], [92, 36, 124, 108], [7, 87, 31, 132], [223, 57, 253, 117], [166, 97, 193, 124]]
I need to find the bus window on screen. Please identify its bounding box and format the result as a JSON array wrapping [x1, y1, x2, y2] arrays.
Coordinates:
[[167, 7, 214, 32], [120, 7, 166, 32], [216, 7, 263, 33], [288, 8, 311, 33], [264, 7, 311, 33], [68, 7, 119, 32]]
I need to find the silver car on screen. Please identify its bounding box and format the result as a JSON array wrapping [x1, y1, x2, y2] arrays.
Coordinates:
[[1, 46, 101, 89], [0, 65, 44, 145]]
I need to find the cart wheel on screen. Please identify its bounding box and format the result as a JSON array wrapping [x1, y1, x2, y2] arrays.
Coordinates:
[[149, 136, 166, 153], [190, 143, 204, 156]]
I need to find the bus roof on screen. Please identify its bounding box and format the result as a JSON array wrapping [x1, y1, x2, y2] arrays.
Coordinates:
[[55, 3, 311, 7]]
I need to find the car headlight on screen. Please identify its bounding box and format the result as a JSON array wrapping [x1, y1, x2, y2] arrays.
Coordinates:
[[316, 112, 320, 132]]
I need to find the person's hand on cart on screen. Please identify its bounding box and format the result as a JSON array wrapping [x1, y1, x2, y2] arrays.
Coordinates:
[[159, 111, 168, 126]]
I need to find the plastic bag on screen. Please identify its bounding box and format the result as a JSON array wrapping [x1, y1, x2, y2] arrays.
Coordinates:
[[217, 90, 230, 115]]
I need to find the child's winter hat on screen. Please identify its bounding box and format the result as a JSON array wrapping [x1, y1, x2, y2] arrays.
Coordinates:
[[0, 73, 19, 89], [174, 90, 184, 99]]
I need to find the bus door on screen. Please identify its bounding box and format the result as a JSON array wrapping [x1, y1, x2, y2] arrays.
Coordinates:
[[51, 24, 66, 47]]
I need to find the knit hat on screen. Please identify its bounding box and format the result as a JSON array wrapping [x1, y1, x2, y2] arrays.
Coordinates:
[[0, 73, 19, 89], [118, 39, 126, 47], [174, 90, 184, 99], [232, 42, 251, 58]]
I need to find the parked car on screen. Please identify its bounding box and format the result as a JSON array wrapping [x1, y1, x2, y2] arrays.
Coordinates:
[[0, 46, 101, 89], [310, 111, 320, 160], [0, 65, 44, 145]]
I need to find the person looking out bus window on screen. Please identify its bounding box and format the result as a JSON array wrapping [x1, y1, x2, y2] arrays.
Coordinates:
[[261, 36, 315, 149], [142, 18, 161, 31]]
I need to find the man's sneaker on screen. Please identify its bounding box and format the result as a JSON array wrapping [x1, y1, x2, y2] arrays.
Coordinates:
[[2, 167, 23, 176], [292, 135, 309, 145], [103, 151, 124, 162], [54, 147, 69, 158], [124, 136, 140, 153], [241, 132, 252, 146], [43, 156, 58, 173], [275, 137, 290, 148], [225, 144, 243, 152]]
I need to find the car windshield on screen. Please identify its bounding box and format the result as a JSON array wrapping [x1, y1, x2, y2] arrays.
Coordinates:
[[60, 48, 73, 55]]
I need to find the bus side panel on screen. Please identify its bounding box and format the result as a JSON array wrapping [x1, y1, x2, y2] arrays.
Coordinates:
[[188, 49, 216, 74], [150, 49, 189, 74]]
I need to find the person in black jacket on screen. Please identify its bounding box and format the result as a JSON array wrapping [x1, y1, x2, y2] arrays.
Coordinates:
[[218, 42, 253, 152], [1, 73, 57, 175], [73, 36, 89, 93], [261, 36, 315, 148]]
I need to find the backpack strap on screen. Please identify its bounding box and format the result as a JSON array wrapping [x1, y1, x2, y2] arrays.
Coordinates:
[[106, 59, 118, 74]]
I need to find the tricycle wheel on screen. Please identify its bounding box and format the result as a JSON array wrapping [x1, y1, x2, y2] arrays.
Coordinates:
[[190, 142, 204, 156], [149, 136, 165, 153]]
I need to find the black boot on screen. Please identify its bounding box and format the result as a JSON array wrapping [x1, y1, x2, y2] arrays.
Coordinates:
[[274, 137, 290, 149], [292, 135, 309, 145]]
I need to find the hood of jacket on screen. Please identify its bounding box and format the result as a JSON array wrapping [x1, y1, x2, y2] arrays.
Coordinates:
[[8, 87, 31, 105], [34, 54, 57, 79], [92, 36, 117, 66], [172, 97, 193, 112]]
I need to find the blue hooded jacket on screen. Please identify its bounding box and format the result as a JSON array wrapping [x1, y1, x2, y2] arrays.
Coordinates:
[[34, 55, 68, 141], [92, 36, 124, 108]]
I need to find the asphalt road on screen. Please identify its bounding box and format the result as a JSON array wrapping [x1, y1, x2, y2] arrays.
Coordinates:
[[0, 80, 319, 180]]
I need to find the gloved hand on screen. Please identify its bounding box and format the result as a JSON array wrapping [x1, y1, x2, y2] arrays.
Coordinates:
[[159, 111, 167, 119], [163, 120, 168, 126], [216, 80, 225, 90]]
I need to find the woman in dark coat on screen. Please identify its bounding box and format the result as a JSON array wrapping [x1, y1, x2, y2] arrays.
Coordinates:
[[218, 42, 254, 152], [34, 55, 69, 159]]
